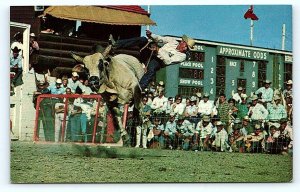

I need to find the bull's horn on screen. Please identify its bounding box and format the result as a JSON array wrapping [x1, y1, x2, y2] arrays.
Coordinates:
[[70, 51, 84, 63]]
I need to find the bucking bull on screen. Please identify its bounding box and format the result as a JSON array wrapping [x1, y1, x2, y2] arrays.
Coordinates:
[[70, 48, 146, 145]]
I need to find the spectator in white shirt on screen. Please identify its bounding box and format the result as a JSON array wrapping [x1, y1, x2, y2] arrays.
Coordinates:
[[211, 121, 230, 152], [197, 93, 214, 117], [151, 90, 168, 115], [165, 97, 174, 116], [67, 72, 85, 93], [196, 115, 213, 151], [255, 80, 274, 103], [184, 96, 198, 124], [248, 95, 269, 122], [171, 95, 186, 117], [232, 87, 244, 104]]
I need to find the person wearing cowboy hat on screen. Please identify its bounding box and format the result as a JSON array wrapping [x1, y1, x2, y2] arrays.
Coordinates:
[[151, 89, 168, 115], [29, 33, 39, 53], [244, 124, 264, 153], [10, 32, 23, 56], [175, 115, 195, 150], [255, 79, 274, 103], [283, 80, 293, 99], [154, 80, 165, 97], [248, 94, 268, 122], [135, 95, 152, 149], [240, 115, 254, 136], [47, 78, 64, 94], [148, 117, 165, 149], [265, 125, 281, 154], [10, 46, 23, 87], [29, 32, 40, 72], [267, 95, 287, 125], [278, 118, 293, 153], [164, 112, 177, 149], [211, 121, 230, 152], [228, 118, 245, 152], [67, 72, 85, 93], [196, 115, 213, 151], [197, 92, 215, 117], [232, 87, 244, 104], [184, 96, 198, 124], [108, 30, 195, 89], [10, 47, 22, 69]]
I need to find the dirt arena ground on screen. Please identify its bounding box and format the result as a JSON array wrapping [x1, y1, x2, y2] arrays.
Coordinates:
[[10, 141, 292, 183]]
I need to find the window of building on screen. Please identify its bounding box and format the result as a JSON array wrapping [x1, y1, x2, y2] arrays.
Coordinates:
[[258, 61, 267, 88], [178, 86, 203, 98], [284, 63, 292, 82], [237, 78, 247, 93], [240, 60, 245, 72], [215, 56, 226, 97]]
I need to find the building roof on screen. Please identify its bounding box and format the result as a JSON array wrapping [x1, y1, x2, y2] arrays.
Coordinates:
[[41, 6, 156, 26], [104, 5, 150, 15]]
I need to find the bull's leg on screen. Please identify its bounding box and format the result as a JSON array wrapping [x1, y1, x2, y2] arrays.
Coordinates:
[[112, 106, 130, 146]]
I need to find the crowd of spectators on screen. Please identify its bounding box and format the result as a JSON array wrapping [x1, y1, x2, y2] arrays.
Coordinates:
[[125, 79, 293, 155], [33, 75, 293, 155]]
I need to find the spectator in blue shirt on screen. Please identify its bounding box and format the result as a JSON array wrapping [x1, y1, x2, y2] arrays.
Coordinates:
[[67, 72, 85, 93], [10, 46, 23, 87], [48, 79, 64, 94]]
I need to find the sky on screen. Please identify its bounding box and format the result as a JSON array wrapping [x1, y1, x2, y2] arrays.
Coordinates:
[[141, 5, 292, 51]]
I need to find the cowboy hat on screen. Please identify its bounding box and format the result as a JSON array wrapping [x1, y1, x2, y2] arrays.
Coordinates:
[[158, 81, 164, 86], [216, 121, 224, 126], [255, 124, 261, 130], [202, 116, 210, 122], [286, 80, 293, 85], [30, 33, 36, 37], [144, 111, 151, 116], [38, 80, 46, 85], [195, 92, 202, 98], [190, 96, 197, 102], [264, 80, 272, 84], [234, 118, 242, 124], [56, 79, 62, 84], [251, 95, 258, 100], [243, 116, 250, 121], [72, 72, 79, 77], [237, 87, 243, 91], [11, 46, 21, 53], [241, 93, 248, 99], [169, 112, 176, 117], [274, 95, 281, 101], [203, 93, 210, 98], [182, 35, 195, 49]]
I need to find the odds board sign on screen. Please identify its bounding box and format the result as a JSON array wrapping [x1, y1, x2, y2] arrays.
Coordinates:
[[217, 46, 269, 61]]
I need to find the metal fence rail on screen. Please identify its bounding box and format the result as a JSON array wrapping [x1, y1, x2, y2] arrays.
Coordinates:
[[34, 94, 104, 143]]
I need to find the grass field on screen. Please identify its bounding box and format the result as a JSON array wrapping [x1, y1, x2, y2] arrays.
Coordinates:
[[10, 141, 292, 183]]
